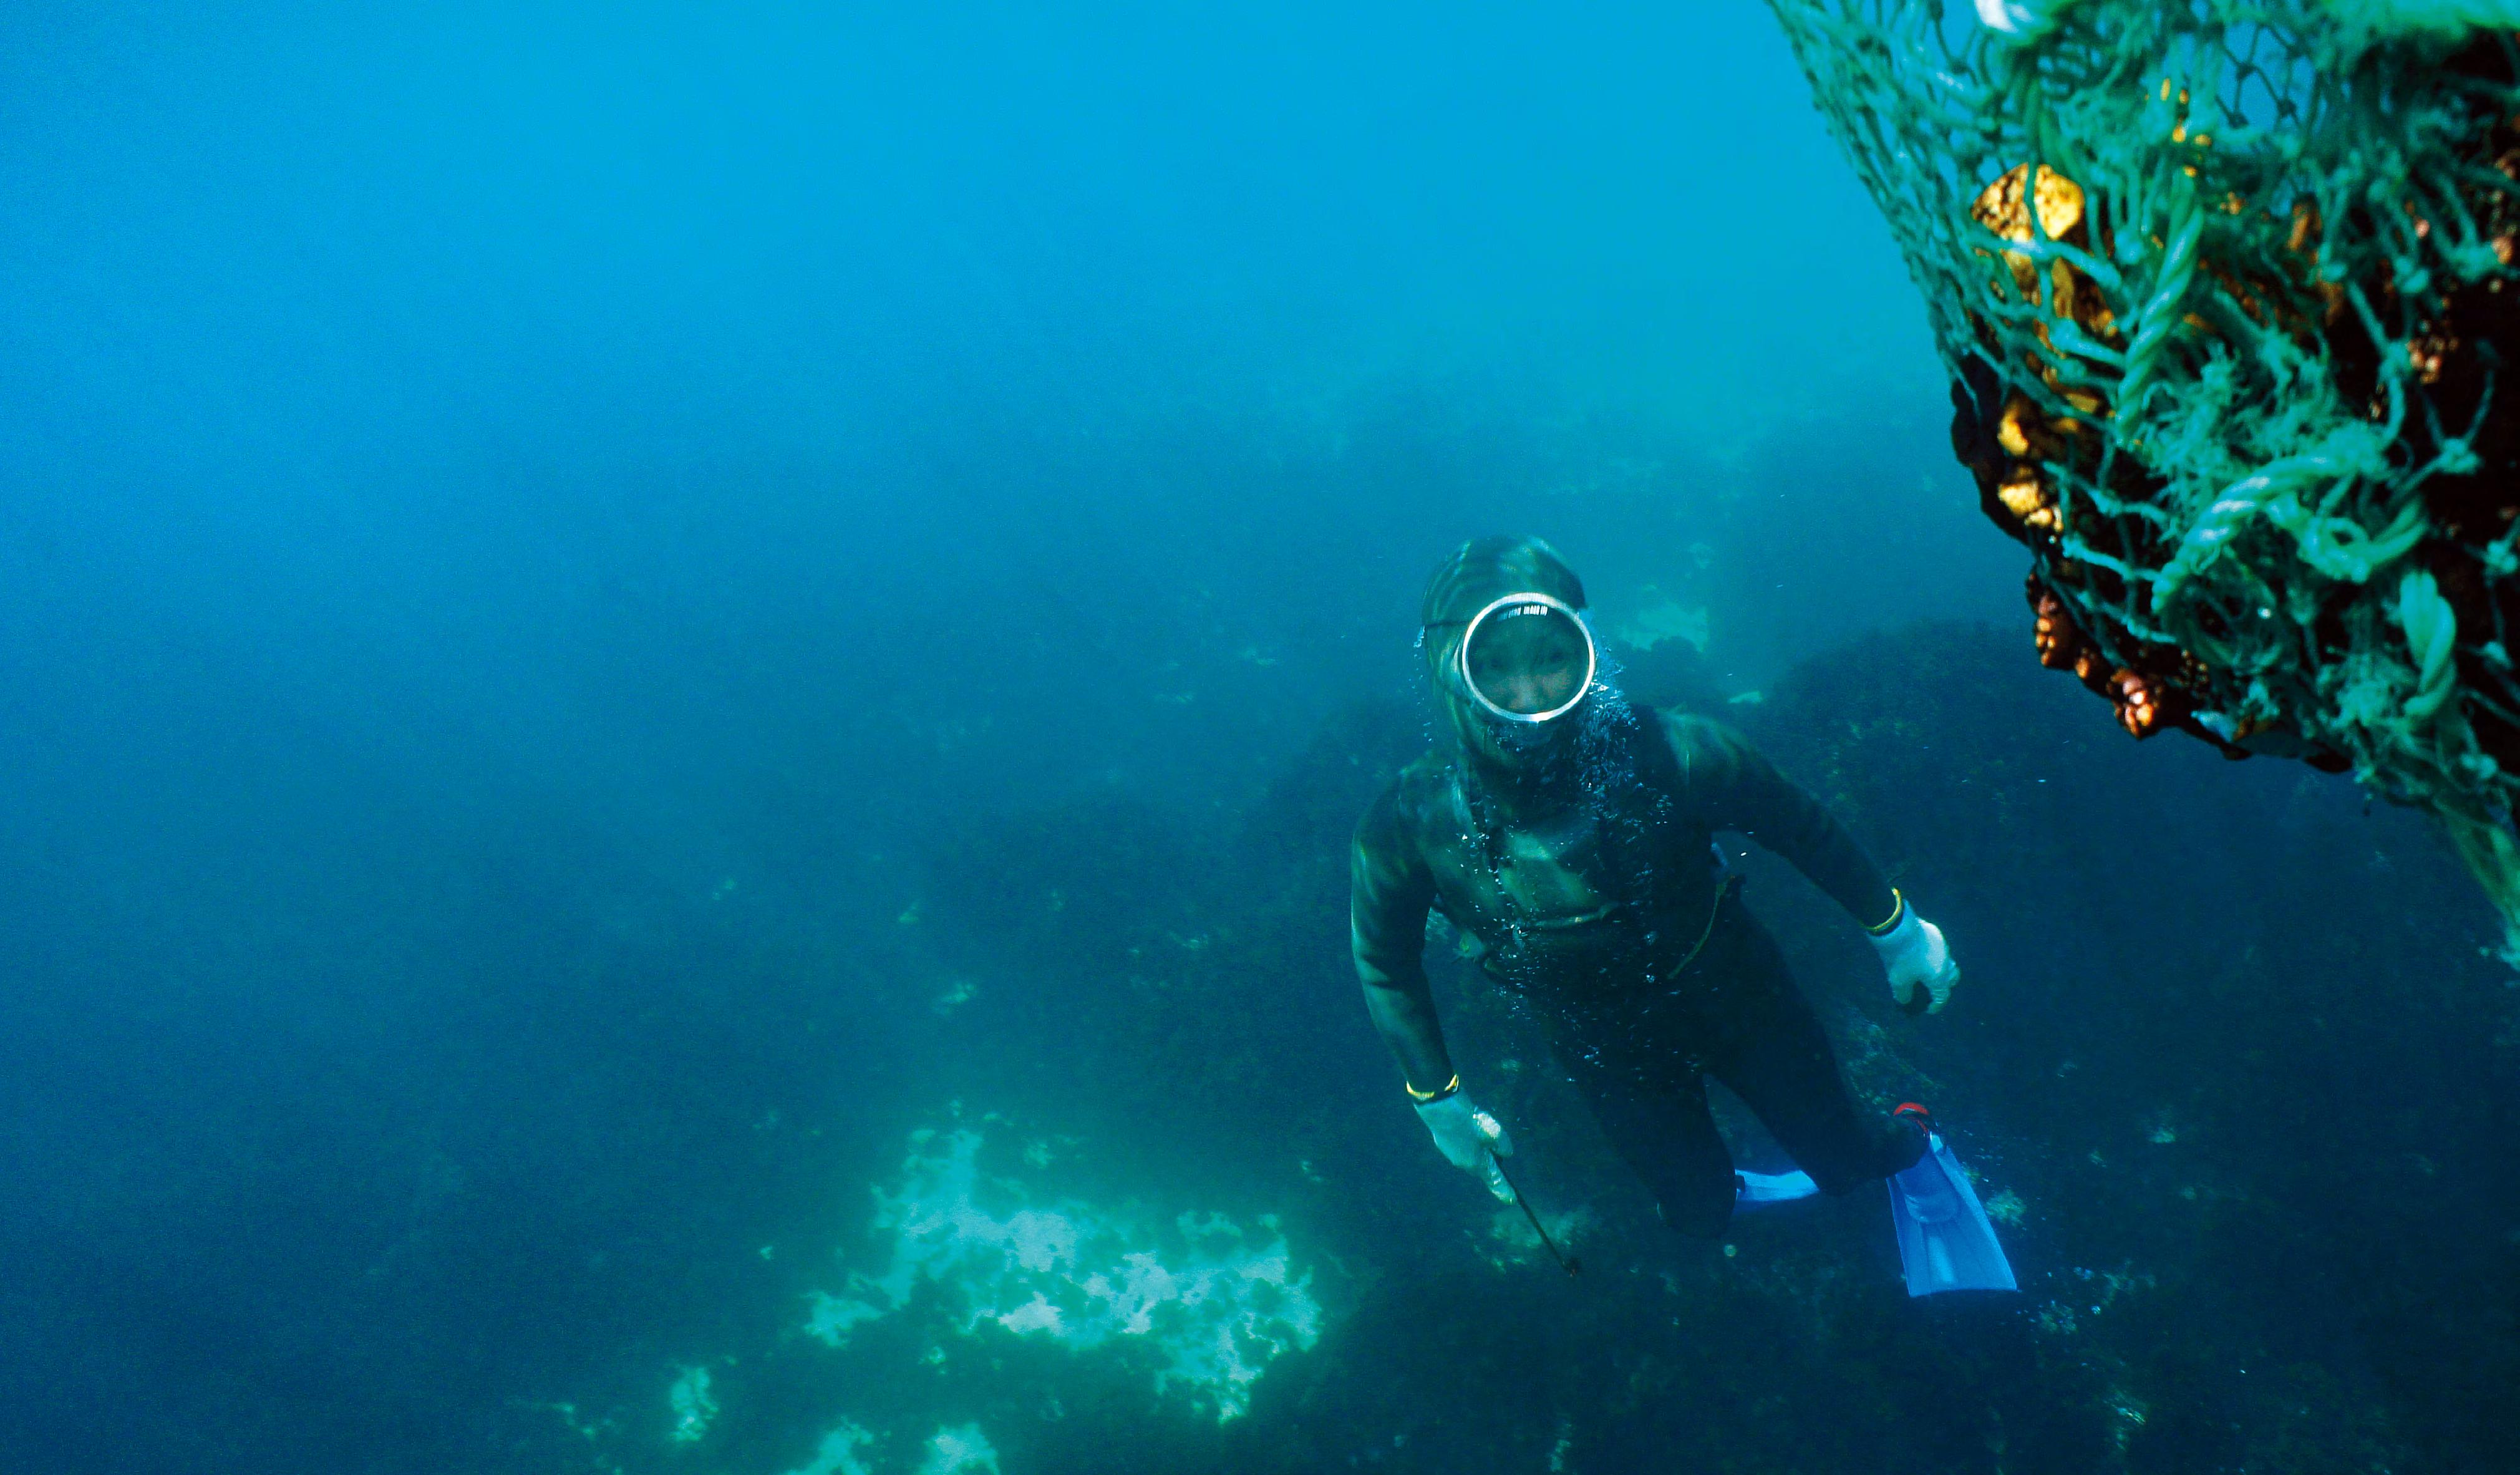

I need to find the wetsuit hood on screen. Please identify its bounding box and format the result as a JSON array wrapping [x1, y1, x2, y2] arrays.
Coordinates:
[[1420, 534, 1589, 629], [1420, 536, 1595, 781]]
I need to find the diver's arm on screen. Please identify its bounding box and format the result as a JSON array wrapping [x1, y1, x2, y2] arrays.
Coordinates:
[[1664, 713, 1960, 1012], [1351, 786, 1515, 1200], [1662, 713, 1899, 927], [1350, 787, 1455, 1093], [1362, 977, 1455, 1095]]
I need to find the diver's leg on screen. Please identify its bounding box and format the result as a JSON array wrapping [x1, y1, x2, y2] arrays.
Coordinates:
[[1554, 1043, 1740, 1239], [1697, 914, 1924, 1195]]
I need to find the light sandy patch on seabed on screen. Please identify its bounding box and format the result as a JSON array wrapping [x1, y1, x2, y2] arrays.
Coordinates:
[[804, 1121, 1323, 1423]]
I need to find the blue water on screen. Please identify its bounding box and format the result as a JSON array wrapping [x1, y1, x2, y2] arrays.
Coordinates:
[[4, 5, 2514, 1473]]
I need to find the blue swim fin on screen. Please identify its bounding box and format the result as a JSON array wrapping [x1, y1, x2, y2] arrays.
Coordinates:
[[1886, 1115, 2018, 1296], [1735, 1169, 1820, 1207]]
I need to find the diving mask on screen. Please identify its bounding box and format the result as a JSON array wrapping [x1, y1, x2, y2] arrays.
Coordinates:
[[1456, 591, 1596, 725]]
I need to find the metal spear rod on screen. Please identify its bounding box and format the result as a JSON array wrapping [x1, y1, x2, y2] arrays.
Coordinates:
[[1488, 1153, 1581, 1277]]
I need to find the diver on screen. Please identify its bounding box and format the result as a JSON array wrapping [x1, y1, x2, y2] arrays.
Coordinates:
[[1352, 536, 2012, 1289]]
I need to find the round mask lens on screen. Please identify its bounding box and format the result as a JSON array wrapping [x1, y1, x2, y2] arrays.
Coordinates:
[[1460, 594, 1596, 722]]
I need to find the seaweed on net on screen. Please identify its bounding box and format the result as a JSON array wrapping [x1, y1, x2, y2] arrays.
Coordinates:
[[1765, 0, 2520, 950]]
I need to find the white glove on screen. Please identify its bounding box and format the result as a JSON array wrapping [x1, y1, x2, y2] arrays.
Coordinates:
[[1869, 897, 1960, 1015], [1414, 1091, 1515, 1202]]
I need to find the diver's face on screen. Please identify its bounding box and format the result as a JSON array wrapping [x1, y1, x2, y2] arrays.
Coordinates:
[[1465, 606, 1590, 717]]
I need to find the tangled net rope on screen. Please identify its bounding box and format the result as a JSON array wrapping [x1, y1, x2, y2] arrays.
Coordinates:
[[1765, 0, 2520, 953]]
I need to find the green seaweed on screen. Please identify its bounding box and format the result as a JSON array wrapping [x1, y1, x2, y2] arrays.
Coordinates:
[[1766, 0, 2520, 952]]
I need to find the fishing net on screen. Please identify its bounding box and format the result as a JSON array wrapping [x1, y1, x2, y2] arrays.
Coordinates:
[[1763, 0, 2520, 952]]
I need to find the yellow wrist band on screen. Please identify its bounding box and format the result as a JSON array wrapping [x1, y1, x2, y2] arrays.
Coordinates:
[[1865, 887, 1906, 937], [1407, 1073, 1461, 1104]]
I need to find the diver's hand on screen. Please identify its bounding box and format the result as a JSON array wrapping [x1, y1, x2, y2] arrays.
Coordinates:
[[1414, 1091, 1516, 1202], [1870, 901, 1960, 1015]]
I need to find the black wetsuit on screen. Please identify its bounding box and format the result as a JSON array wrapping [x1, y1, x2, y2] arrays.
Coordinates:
[[1351, 705, 1924, 1237]]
